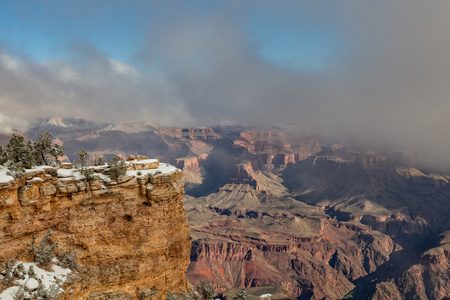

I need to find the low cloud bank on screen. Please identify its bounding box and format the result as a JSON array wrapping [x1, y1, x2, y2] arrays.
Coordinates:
[[1, 1, 450, 166]]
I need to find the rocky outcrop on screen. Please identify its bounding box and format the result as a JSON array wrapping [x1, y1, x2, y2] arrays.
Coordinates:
[[283, 149, 450, 238], [0, 158, 190, 299], [175, 156, 207, 191], [229, 162, 257, 187], [156, 128, 220, 141], [233, 129, 321, 170], [187, 217, 398, 299], [391, 232, 450, 300]]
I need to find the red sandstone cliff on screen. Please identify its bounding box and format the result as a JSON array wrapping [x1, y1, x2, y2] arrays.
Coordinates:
[[0, 158, 190, 299]]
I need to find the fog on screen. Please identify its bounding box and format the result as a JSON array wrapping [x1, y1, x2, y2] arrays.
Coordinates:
[[1, 1, 450, 165]]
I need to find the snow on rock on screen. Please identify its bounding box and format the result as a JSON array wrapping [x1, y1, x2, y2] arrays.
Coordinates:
[[0, 156, 179, 188], [126, 163, 178, 177], [0, 167, 14, 184], [0, 261, 72, 300], [28, 177, 44, 183], [126, 158, 159, 170], [25, 278, 39, 291], [0, 286, 20, 300], [128, 158, 158, 165], [57, 168, 75, 178], [56, 168, 86, 181]]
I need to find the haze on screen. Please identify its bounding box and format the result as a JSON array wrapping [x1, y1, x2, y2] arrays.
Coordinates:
[[1, 1, 450, 165]]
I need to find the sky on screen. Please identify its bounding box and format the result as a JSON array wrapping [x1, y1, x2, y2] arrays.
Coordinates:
[[1, 1, 450, 165]]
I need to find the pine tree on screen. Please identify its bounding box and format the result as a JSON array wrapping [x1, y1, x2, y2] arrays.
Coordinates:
[[6, 134, 27, 164], [92, 155, 106, 166], [0, 145, 6, 165], [23, 141, 35, 169], [33, 131, 65, 166], [76, 148, 95, 180], [76, 149, 88, 170], [108, 156, 127, 181], [50, 143, 65, 165], [5, 134, 35, 169]]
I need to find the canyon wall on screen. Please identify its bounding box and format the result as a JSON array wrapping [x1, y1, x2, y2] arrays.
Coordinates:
[[188, 218, 399, 299], [0, 158, 191, 299]]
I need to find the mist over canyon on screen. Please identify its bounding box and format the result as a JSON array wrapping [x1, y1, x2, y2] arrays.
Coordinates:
[[1, 118, 449, 299], [3, 2, 450, 167]]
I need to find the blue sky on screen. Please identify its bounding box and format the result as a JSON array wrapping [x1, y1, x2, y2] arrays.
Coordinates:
[[0, 1, 147, 62], [0, 1, 338, 72]]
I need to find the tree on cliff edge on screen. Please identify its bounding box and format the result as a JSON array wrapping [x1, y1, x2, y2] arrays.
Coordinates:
[[0, 145, 6, 165], [0, 132, 64, 168], [75, 148, 88, 170], [5, 134, 35, 169], [108, 156, 127, 181], [33, 131, 65, 166]]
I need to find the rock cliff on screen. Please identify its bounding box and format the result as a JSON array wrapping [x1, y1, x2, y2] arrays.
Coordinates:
[[187, 218, 398, 299], [0, 157, 190, 299], [185, 183, 400, 299], [371, 231, 450, 300]]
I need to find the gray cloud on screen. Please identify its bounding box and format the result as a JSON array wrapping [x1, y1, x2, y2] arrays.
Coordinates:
[[1, 1, 450, 166], [0, 47, 191, 126], [0, 112, 28, 134]]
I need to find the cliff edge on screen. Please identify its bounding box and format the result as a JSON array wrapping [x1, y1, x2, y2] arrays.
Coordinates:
[[0, 156, 191, 299]]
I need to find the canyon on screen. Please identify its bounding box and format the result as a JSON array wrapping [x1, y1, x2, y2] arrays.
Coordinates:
[[1, 118, 450, 299]]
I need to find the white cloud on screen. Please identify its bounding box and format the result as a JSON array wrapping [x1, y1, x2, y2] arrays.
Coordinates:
[[0, 112, 29, 133], [108, 58, 140, 78], [43, 60, 80, 82], [0, 53, 23, 73]]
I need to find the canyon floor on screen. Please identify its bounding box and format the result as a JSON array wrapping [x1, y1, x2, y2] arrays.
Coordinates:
[[3, 118, 450, 299]]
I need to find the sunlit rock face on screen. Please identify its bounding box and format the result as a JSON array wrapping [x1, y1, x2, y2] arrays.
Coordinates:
[[0, 157, 190, 299], [187, 219, 399, 299], [233, 129, 322, 169]]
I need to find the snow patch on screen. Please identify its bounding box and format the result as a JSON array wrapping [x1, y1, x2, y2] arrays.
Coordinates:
[[29, 177, 44, 183], [57, 168, 74, 178], [44, 117, 67, 127], [25, 278, 39, 291], [126, 163, 178, 177], [0, 167, 14, 184], [127, 158, 158, 165], [0, 261, 72, 300]]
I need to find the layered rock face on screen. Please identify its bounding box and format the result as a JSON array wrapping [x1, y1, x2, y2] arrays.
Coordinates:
[[233, 129, 322, 170], [187, 217, 398, 299], [369, 232, 450, 300], [388, 231, 450, 300], [0, 158, 190, 299], [283, 151, 450, 240]]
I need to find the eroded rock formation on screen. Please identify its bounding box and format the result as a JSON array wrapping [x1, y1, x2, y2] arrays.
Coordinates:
[[186, 190, 400, 299], [0, 157, 190, 299]]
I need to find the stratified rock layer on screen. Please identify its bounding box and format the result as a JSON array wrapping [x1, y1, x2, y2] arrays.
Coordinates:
[[0, 159, 190, 299], [187, 209, 399, 300]]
